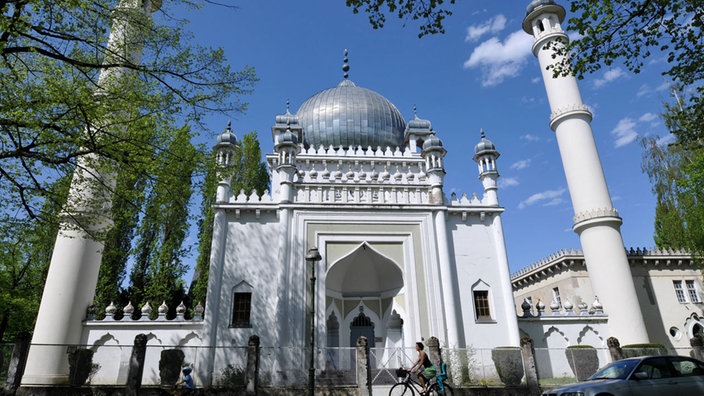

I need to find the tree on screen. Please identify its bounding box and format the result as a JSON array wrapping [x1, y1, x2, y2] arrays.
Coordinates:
[[0, 176, 69, 341], [190, 130, 270, 306], [345, 0, 456, 37], [0, 0, 256, 228], [641, 88, 704, 259], [128, 125, 197, 318]]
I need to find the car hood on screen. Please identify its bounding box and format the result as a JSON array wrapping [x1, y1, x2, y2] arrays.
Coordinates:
[[547, 379, 624, 394]]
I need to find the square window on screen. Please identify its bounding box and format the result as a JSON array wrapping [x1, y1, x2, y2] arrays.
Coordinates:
[[552, 287, 562, 307], [673, 280, 687, 303], [473, 290, 491, 320], [686, 280, 701, 303], [231, 292, 252, 327]]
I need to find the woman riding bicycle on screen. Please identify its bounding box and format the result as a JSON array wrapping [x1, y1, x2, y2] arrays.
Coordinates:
[[409, 341, 436, 394]]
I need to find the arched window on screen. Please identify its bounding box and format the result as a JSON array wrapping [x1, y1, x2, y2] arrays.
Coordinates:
[[231, 281, 253, 328]]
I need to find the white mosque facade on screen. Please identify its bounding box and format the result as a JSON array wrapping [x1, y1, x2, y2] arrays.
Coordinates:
[[21, 0, 670, 389]]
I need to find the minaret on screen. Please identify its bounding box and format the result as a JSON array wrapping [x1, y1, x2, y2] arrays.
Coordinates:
[[21, 0, 162, 386], [523, 0, 648, 343]]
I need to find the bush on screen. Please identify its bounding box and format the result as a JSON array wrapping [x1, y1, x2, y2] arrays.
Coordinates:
[[565, 345, 599, 381], [621, 343, 667, 358], [68, 348, 95, 387], [491, 347, 524, 386], [217, 364, 245, 389]]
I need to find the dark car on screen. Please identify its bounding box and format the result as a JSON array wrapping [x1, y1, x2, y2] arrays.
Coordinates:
[[542, 355, 704, 396]]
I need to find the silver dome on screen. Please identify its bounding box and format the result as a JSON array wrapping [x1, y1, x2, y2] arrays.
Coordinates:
[[296, 79, 406, 149]]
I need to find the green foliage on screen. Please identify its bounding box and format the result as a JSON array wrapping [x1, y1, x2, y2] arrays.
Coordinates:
[[345, 0, 456, 37], [641, 87, 704, 261], [564, 0, 703, 86], [621, 343, 667, 358], [0, 176, 69, 341], [216, 364, 245, 389], [0, 0, 256, 227], [128, 126, 197, 318]]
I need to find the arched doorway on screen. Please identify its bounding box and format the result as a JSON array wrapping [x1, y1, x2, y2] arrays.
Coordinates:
[[325, 242, 404, 348]]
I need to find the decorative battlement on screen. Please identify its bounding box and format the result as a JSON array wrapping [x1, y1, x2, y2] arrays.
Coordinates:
[[518, 296, 606, 319], [511, 247, 695, 284], [86, 300, 204, 322]]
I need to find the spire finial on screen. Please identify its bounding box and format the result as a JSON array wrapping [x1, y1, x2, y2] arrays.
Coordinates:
[[343, 49, 350, 79], [413, 104, 418, 119], [285, 98, 290, 114], [227, 119, 232, 130], [480, 128, 486, 139]]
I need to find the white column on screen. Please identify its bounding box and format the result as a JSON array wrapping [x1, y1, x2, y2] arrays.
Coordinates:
[[434, 210, 461, 347], [202, 208, 229, 386], [524, 5, 648, 343], [22, 1, 160, 385], [490, 215, 520, 346]]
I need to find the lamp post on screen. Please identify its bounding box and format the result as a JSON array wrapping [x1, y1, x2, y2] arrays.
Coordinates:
[[306, 247, 322, 396]]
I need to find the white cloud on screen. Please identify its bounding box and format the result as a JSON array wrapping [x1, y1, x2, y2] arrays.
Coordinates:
[[611, 117, 638, 148], [499, 177, 519, 188], [656, 133, 676, 146], [520, 134, 540, 142], [518, 188, 566, 209], [464, 30, 534, 87], [510, 159, 532, 170], [465, 14, 507, 42], [593, 67, 627, 89], [639, 112, 658, 123]]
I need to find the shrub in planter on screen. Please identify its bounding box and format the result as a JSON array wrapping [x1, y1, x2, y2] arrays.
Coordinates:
[[621, 343, 667, 358], [491, 346, 524, 386], [565, 345, 599, 381], [68, 348, 95, 387], [159, 349, 185, 386]]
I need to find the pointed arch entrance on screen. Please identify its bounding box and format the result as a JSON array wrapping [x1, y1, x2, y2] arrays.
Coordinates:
[[325, 242, 404, 348]]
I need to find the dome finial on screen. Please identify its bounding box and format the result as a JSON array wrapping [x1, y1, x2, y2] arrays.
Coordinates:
[[480, 128, 486, 139], [342, 49, 350, 79], [285, 98, 290, 114], [413, 104, 418, 119], [227, 119, 232, 130]]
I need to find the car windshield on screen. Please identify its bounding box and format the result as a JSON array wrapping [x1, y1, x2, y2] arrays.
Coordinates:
[[589, 360, 640, 380]]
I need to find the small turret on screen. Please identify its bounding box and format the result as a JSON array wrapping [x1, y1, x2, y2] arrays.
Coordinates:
[[274, 124, 301, 203], [213, 121, 238, 203], [473, 129, 500, 205], [421, 132, 446, 204]]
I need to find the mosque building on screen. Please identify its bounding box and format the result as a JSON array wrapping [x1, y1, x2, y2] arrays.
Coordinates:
[[20, 0, 681, 389]]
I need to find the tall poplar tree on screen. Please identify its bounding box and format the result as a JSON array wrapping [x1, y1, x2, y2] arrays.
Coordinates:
[[127, 126, 198, 318]]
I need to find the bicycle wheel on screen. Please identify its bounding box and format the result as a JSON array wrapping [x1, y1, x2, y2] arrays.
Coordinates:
[[389, 382, 415, 396]]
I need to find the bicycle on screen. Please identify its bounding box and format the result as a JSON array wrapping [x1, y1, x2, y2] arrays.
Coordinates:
[[389, 367, 454, 396]]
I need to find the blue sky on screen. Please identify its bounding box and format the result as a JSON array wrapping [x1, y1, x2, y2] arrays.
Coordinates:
[[176, 1, 673, 273]]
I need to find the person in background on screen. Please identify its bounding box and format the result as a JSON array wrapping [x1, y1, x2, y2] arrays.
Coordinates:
[[174, 366, 194, 394]]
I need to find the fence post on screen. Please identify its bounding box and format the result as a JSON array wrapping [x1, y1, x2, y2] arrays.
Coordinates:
[[691, 337, 704, 361], [520, 337, 540, 394], [356, 336, 371, 396], [4, 331, 31, 394], [607, 337, 623, 362], [426, 337, 442, 371], [245, 335, 260, 395], [126, 333, 147, 396]]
